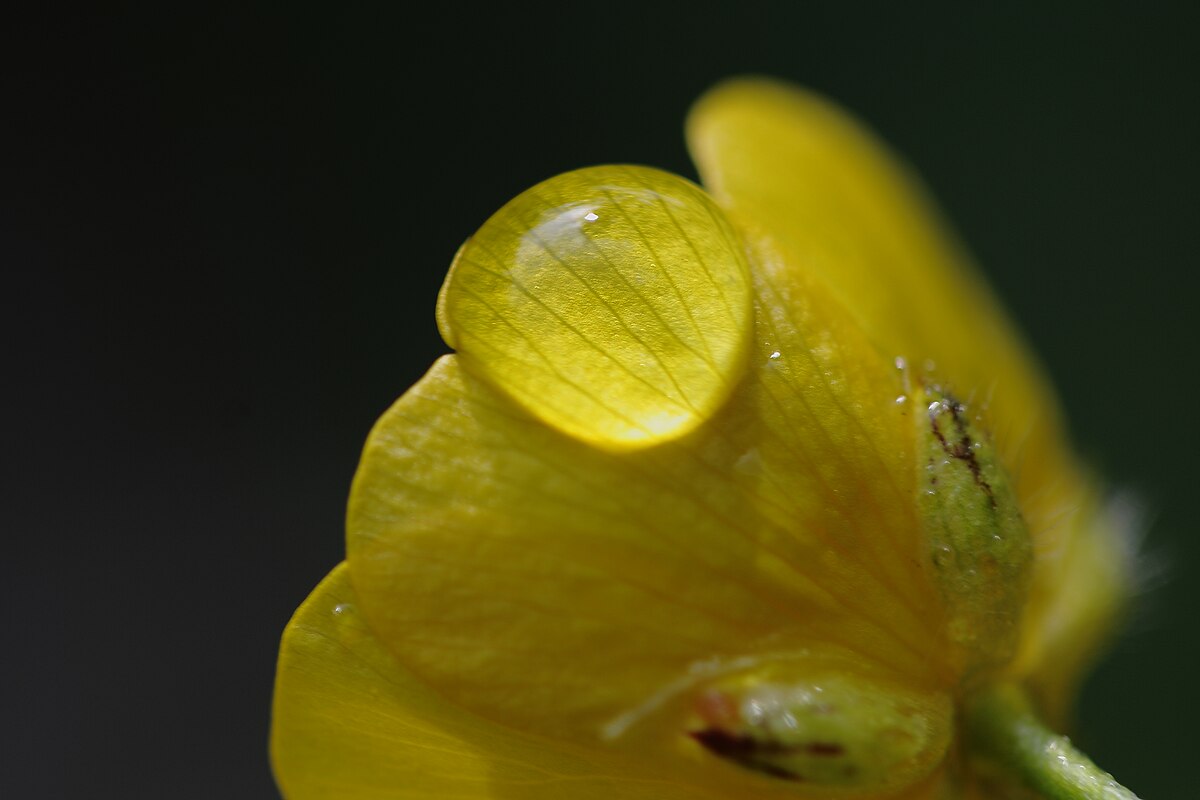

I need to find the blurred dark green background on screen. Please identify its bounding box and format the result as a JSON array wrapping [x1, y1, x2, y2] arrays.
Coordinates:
[[6, 3, 1197, 798]]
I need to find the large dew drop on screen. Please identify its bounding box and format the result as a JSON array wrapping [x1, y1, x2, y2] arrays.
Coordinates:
[[437, 165, 753, 448]]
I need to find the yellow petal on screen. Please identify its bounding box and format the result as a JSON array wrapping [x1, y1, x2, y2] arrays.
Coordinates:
[[436, 165, 752, 448], [1015, 491, 1132, 727], [270, 564, 722, 800], [347, 250, 951, 763], [687, 77, 1073, 514], [687, 77, 1131, 707]]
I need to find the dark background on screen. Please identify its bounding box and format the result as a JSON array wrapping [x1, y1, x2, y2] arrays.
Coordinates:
[[6, 4, 1198, 798]]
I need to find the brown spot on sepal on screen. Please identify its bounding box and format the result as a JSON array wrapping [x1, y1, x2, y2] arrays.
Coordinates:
[[690, 729, 807, 781], [927, 390, 995, 507], [914, 382, 1033, 674]]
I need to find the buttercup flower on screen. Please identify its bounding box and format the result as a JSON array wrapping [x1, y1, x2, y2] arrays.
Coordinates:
[[271, 78, 1137, 799]]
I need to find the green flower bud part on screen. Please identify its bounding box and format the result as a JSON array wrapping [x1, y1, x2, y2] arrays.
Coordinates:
[[914, 383, 1033, 676], [689, 665, 953, 792]]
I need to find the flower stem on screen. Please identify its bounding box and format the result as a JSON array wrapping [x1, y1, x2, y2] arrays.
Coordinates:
[[964, 683, 1141, 800]]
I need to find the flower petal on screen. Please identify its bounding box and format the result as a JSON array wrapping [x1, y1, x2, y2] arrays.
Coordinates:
[[270, 564, 722, 800], [437, 165, 753, 448], [347, 274, 949, 756], [687, 77, 1071, 512], [688, 78, 1132, 703], [1013, 491, 1132, 726]]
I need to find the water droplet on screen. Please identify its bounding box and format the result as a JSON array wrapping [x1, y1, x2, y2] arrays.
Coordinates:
[[734, 447, 762, 476], [769, 350, 781, 360], [333, 603, 352, 616], [895, 394, 907, 405], [441, 165, 753, 446], [894, 356, 907, 370]]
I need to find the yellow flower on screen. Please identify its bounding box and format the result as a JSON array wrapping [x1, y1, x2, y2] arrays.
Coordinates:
[[270, 78, 1134, 799]]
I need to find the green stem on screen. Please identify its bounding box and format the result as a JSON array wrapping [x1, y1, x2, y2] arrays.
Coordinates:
[[964, 683, 1141, 800]]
